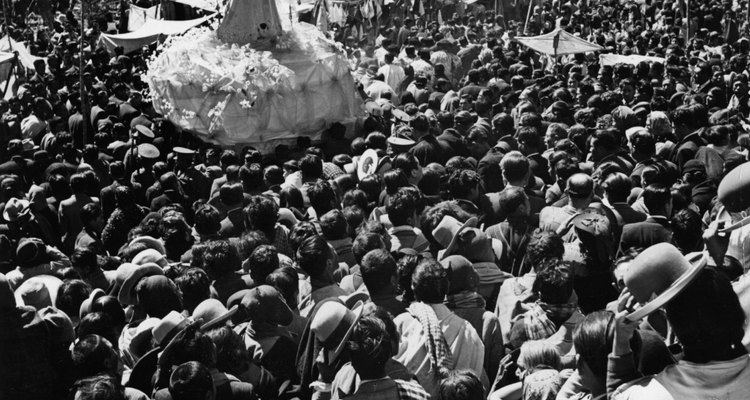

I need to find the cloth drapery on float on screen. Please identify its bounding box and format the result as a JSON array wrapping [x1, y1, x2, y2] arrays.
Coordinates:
[[515, 28, 603, 56], [98, 14, 216, 54], [599, 53, 665, 66], [128, 4, 161, 32]]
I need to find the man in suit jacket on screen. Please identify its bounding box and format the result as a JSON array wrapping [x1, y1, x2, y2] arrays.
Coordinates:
[[218, 183, 246, 239], [618, 184, 673, 256], [603, 173, 647, 242], [59, 173, 100, 254]]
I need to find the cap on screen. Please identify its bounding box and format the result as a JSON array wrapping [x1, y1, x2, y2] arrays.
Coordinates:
[[138, 143, 160, 159], [173, 147, 195, 156], [135, 125, 155, 138], [682, 159, 706, 175]]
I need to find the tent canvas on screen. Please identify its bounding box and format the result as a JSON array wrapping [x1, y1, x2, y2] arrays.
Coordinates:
[[0, 52, 15, 89], [600, 53, 665, 66], [98, 14, 216, 54], [169, 0, 220, 11], [515, 28, 603, 56]]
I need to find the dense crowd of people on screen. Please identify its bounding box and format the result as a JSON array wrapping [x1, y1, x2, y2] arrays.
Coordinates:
[[4, 0, 750, 399]]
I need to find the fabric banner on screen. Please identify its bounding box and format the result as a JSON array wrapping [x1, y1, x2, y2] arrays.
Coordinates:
[[98, 14, 216, 54], [0, 52, 15, 87], [599, 53, 666, 66], [515, 28, 603, 56], [128, 4, 160, 32]]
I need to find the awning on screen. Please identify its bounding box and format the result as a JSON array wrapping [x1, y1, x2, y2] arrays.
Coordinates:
[[515, 28, 603, 56], [599, 53, 665, 66], [128, 4, 160, 32], [0, 36, 44, 70], [98, 14, 216, 54]]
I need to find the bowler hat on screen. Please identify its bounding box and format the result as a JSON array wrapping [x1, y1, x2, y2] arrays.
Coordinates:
[[624, 243, 707, 321]]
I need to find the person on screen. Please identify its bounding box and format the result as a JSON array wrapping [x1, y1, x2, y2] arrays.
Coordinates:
[[386, 187, 429, 253], [360, 249, 406, 316], [75, 202, 105, 254], [438, 370, 485, 400], [59, 173, 100, 253], [618, 184, 673, 255], [162, 361, 216, 400], [297, 235, 348, 317], [394, 258, 486, 397]]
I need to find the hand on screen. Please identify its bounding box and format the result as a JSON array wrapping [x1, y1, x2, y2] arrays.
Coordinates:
[[704, 220, 730, 266], [613, 289, 639, 357]]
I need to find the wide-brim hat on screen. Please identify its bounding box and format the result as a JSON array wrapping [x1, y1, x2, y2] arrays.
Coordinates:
[[432, 216, 478, 261], [625, 243, 707, 322], [311, 300, 364, 361], [132, 248, 168, 268], [159, 318, 203, 364], [129, 236, 166, 255], [192, 298, 238, 331], [118, 263, 164, 306], [4, 198, 30, 222], [79, 288, 107, 319], [15, 275, 62, 310], [153, 311, 192, 347], [357, 149, 383, 181], [127, 346, 160, 394]]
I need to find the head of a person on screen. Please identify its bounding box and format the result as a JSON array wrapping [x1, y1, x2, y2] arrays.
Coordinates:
[[532, 260, 574, 306], [386, 187, 421, 227], [174, 268, 211, 315], [566, 173, 594, 206], [219, 183, 244, 209], [602, 172, 631, 204], [573, 311, 619, 394], [392, 152, 423, 186], [168, 361, 215, 400], [360, 249, 397, 295], [200, 240, 241, 280], [320, 209, 348, 241], [500, 151, 530, 187], [517, 340, 562, 376], [265, 266, 299, 310], [244, 195, 279, 237], [296, 235, 332, 280], [193, 205, 221, 238], [670, 208, 703, 254], [203, 326, 249, 378], [246, 244, 279, 283], [412, 259, 448, 304], [448, 169, 481, 202], [642, 183, 672, 217], [56, 279, 91, 322], [308, 180, 338, 216], [347, 315, 393, 380], [299, 154, 323, 181], [438, 370, 485, 400], [71, 334, 119, 380]]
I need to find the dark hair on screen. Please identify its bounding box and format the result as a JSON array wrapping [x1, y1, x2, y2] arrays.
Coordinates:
[[280, 186, 304, 210], [201, 240, 241, 279], [247, 244, 279, 283], [438, 370, 485, 400], [72, 249, 99, 276], [642, 183, 671, 215], [244, 195, 279, 239], [56, 279, 91, 321], [168, 361, 214, 400], [296, 235, 330, 278], [573, 311, 615, 379], [320, 209, 348, 240], [300, 154, 323, 180], [448, 169, 480, 200], [392, 153, 420, 176], [386, 187, 420, 227], [383, 169, 410, 196], [670, 208, 703, 253], [496, 186, 528, 217], [219, 182, 244, 207], [352, 232, 387, 264], [412, 259, 449, 303], [308, 180, 338, 216], [239, 164, 264, 192], [193, 205, 221, 236], [603, 172, 632, 203], [70, 173, 88, 193], [347, 316, 392, 378], [288, 222, 317, 252], [71, 334, 118, 380], [77, 313, 118, 348], [135, 276, 183, 318], [358, 174, 382, 204], [174, 268, 211, 314], [342, 206, 364, 238], [666, 267, 747, 363], [630, 130, 655, 155], [203, 326, 248, 378], [532, 261, 574, 304], [266, 266, 299, 309], [342, 189, 368, 211], [361, 249, 397, 293], [90, 296, 126, 328], [525, 230, 564, 267], [500, 151, 530, 182]]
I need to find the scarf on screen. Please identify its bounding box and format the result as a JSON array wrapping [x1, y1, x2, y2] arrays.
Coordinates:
[[445, 291, 486, 310], [523, 303, 558, 341], [407, 302, 453, 378]]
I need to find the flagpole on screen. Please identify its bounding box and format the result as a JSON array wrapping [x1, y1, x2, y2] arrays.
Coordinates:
[[79, 0, 88, 146]]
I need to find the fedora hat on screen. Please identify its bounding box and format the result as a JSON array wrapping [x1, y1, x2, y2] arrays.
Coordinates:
[[311, 300, 364, 361], [152, 310, 193, 347], [192, 299, 238, 331], [128, 236, 166, 255], [241, 285, 293, 326], [4, 198, 30, 222], [624, 243, 707, 322], [117, 263, 164, 306], [432, 216, 478, 260], [132, 248, 168, 268], [79, 288, 107, 319], [128, 317, 160, 360], [14, 274, 62, 309]]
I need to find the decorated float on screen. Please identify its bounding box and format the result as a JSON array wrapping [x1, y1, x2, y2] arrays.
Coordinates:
[[145, 0, 361, 151]]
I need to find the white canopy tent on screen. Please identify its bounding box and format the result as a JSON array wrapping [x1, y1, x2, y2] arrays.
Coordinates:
[[599, 53, 665, 66], [98, 14, 216, 54], [515, 28, 603, 56]]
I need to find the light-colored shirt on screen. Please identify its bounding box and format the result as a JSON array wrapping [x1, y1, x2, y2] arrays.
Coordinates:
[[394, 303, 485, 397]]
